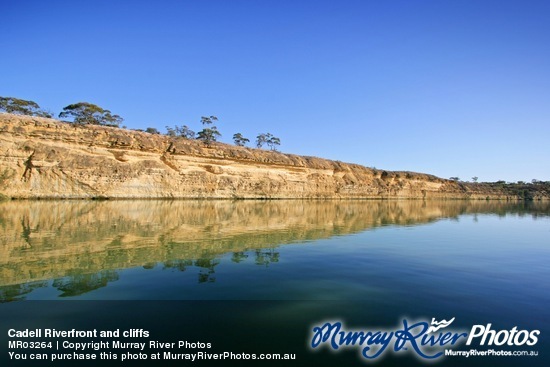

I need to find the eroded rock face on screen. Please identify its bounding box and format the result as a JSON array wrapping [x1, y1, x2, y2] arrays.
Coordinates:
[[0, 113, 529, 199]]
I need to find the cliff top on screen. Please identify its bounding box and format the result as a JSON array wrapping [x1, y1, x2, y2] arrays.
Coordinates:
[[0, 112, 443, 182], [1, 113, 548, 200]]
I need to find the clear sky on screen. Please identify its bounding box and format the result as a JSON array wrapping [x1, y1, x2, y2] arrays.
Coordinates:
[[2, 0, 549, 182]]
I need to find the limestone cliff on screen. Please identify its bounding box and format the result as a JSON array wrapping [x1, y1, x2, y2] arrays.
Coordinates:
[[0, 113, 545, 199]]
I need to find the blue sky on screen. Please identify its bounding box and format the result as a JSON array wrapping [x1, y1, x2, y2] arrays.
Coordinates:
[[2, 0, 549, 182]]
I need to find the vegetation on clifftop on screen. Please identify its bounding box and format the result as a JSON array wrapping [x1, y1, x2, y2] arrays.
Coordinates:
[[484, 180, 550, 200], [0, 96, 547, 198], [1, 95, 281, 150], [59, 102, 123, 127], [0, 97, 52, 118]]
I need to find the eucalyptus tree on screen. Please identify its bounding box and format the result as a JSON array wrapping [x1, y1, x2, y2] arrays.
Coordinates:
[[233, 133, 250, 146], [0, 96, 52, 117], [59, 102, 123, 126], [256, 133, 281, 151], [197, 115, 220, 145]]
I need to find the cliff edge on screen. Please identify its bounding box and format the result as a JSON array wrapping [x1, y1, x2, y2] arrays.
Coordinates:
[[0, 113, 546, 200]]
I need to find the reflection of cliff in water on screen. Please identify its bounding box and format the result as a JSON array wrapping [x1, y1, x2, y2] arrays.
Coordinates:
[[0, 200, 548, 298]]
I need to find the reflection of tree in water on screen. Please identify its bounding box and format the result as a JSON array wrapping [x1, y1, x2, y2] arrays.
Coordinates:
[[195, 258, 219, 283], [50, 249, 281, 292], [162, 258, 219, 283], [20, 217, 32, 247], [163, 259, 193, 271], [52, 270, 119, 297], [162, 249, 281, 284], [0, 281, 47, 302], [231, 252, 248, 263], [232, 250, 279, 266], [255, 249, 279, 267]]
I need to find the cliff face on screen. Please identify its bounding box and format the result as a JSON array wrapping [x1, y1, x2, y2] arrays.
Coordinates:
[[0, 113, 540, 199]]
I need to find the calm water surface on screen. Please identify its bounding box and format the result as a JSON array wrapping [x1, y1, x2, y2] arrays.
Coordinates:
[[1, 200, 548, 304], [1, 200, 548, 365]]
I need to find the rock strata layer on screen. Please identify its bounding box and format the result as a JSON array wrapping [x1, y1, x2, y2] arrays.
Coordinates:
[[0, 113, 543, 199]]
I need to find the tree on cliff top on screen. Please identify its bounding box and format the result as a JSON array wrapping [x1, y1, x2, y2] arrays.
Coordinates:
[[233, 133, 249, 146], [166, 124, 196, 139], [266, 135, 281, 151], [59, 102, 123, 126], [178, 125, 196, 139], [0, 96, 52, 118], [256, 133, 281, 151], [256, 133, 267, 148], [197, 116, 220, 145]]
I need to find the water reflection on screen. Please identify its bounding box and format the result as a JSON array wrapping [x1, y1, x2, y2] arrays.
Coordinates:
[[52, 270, 119, 297], [0, 199, 548, 300]]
